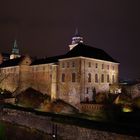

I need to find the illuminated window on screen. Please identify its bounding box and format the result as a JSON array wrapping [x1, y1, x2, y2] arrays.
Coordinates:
[[62, 73, 65, 82], [95, 63, 98, 68], [101, 74, 104, 83], [95, 74, 98, 83], [107, 74, 110, 83], [72, 73, 76, 82], [88, 73, 91, 82]]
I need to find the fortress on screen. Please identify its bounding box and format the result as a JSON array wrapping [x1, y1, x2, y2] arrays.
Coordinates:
[[0, 32, 119, 106]]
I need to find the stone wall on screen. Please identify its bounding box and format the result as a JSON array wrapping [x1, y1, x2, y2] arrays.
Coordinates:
[[0, 108, 139, 140]]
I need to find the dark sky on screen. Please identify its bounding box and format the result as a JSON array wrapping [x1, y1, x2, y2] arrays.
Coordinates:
[[0, 0, 140, 80]]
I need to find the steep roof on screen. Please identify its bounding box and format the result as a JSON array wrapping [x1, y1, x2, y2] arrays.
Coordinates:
[[0, 56, 24, 68], [65, 43, 118, 63], [31, 43, 118, 65], [31, 55, 65, 65]]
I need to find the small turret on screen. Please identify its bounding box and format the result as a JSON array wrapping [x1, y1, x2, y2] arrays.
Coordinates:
[[69, 28, 83, 50], [10, 40, 21, 59]]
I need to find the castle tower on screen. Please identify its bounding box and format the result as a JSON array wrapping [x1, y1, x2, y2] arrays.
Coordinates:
[[69, 28, 83, 50], [10, 40, 21, 59]]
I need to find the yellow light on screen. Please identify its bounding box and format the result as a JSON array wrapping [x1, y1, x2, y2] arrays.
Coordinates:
[[122, 106, 133, 112]]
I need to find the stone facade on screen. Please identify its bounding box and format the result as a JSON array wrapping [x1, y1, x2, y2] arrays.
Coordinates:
[[0, 35, 119, 108]]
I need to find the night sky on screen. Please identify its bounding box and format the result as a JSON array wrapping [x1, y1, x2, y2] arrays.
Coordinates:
[[0, 0, 140, 80]]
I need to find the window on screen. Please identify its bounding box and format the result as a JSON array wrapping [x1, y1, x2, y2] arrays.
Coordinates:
[[88, 73, 91, 82], [72, 61, 75, 67], [107, 74, 110, 83], [112, 75, 115, 83], [62, 73, 65, 82], [67, 62, 69, 68], [107, 65, 109, 70], [101, 74, 104, 83], [112, 66, 114, 70], [95, 63, 98, 68], [102, 64, 104, 69], [62, 62, 65, 68], [72, 73, 76, 82], [86, 87, 89, 94], [88, 62, 91, 67], [95, 74, 98, 83]]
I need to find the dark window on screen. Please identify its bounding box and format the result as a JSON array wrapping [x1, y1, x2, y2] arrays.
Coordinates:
[[86, 87, 89, 94], [95, 74, 98, 83], [102, 64, 104, 69], [95, 63, 98, 68], [72, 61, 75, 67], [107, 74, 110, 83], [62, 73, 65, 82], [101, 74, 104, 83], [112, 75, 115, 83], [72, 73, 76, 82], [107, 65, 109, 70], [88, 73, 91, 82], [88, 62, 91, 67], [62, 62, 65, 68], [67, 62, 69, 68]]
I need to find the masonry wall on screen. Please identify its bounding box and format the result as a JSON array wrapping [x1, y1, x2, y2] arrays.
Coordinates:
[[0, 108, 139, 140]]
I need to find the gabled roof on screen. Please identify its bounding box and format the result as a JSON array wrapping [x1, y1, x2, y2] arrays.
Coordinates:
[[31, 43, 118, 65], [0, 56, 24, 68], [65, 43, 118, 63]]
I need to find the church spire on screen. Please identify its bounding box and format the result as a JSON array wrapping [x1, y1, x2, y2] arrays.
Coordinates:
[[10, 40, 20, 59], [69, 28, 83, 50]]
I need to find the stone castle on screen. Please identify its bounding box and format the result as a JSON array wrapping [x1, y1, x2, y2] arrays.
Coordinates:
[[0, 32, 119, 106]]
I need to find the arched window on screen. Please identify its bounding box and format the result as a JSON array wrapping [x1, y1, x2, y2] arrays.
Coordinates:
[[107, 74, 110, 83], [72, 73, 76, 82], [95, 74, 98, 83], [88, 73, 91, 82], [101, 74, 104, 83], [62, 73, 65, 82]]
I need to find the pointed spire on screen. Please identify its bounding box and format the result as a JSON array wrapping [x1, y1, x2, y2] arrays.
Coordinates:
[[14, 40, 17, 48], [10, 40, 20, 59], [75, 28, 79, 36]]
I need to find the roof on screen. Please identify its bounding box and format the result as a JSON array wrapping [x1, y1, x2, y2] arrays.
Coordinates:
[[0, 56, 24, 68], [31, 43, 118, 65], [31, 55, 65, 65], [65, 43, 118, 63]]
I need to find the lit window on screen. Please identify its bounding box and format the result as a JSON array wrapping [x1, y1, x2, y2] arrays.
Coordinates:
[[95, 74, 98, 83], [72, 73, 76, 82], [88, 73, 91, 82], [62, 73, 65, 82], [101, 74, 104, 83], [107, 74, 110, 83]]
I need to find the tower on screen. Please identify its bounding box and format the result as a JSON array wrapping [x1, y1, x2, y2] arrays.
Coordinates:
[[69, 28, 83, 50], [10, 40, 21, 59]]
